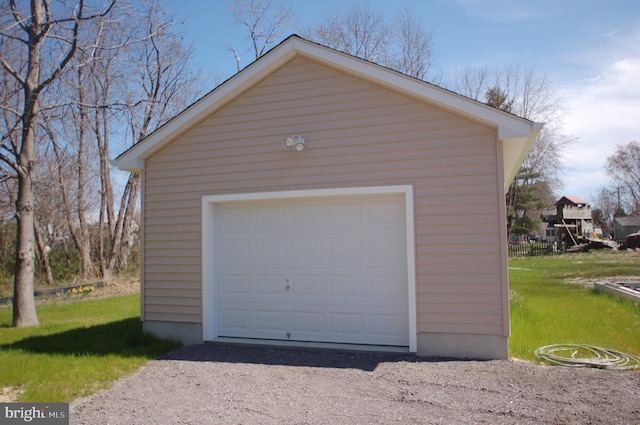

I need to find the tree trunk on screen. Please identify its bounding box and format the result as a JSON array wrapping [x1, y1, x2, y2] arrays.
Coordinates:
[[117, 173, 141, 270], [108, 172, 140, 273], [97, 104, 114, 279], [13, 151, 39, 327], [12, 0, 43, 327], [33, 215, 54, 286]]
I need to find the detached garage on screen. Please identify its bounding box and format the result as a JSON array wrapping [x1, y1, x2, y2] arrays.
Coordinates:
[[113, 35, 540, 359]]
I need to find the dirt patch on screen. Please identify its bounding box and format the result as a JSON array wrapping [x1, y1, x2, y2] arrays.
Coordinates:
[[70, 344, 640, 425], [565, 275, 640, 289], [0, 386, 23, 403]]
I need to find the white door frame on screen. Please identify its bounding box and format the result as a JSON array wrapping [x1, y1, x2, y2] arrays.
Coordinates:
[[202, 185, 417, 352]]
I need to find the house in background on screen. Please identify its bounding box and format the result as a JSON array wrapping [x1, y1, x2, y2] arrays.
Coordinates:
[[554, 196, 594, 245], [539, 207, 558, 242], [614, 214, 640, 240], [112, 35, 540, 360]]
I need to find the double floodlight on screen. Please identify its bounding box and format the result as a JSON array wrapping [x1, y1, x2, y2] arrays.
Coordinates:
[[283, 135, 306, 152]]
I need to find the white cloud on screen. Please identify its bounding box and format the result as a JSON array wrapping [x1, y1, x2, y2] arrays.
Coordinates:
[[558, 32, 640, 200]]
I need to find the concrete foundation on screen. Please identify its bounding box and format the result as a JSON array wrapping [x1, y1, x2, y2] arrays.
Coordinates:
[[417, 333, 508, 360], [594, 282, 640, 303], [143, 321, 203, 346]]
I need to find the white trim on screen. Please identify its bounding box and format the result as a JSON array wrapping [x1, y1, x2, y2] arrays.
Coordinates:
[[201, 185, 418, 353], [210, 337, 410, 354], [201, 195, 216, 341], [496, 140, 511, 337], [139, 170, 146, 321]]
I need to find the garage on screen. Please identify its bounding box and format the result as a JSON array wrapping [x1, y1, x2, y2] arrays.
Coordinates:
[[202, 186, 416, 350], [114, 35, 540, 358]]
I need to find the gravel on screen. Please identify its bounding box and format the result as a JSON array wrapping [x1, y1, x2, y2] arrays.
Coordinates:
[[71, 343, 640, 425]]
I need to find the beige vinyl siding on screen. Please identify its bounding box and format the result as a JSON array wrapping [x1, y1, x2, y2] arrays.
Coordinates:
[[143, 56, 505, 335]]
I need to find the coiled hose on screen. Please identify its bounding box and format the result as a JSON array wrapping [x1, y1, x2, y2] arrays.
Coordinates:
[[535, 344, 640, 370]]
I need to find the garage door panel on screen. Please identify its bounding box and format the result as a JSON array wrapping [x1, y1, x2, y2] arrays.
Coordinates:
[[330, 312, 364, 335], [220, 274, 251, 294], [370, 201, 406, 222], [219, 239, 250, 260], [371, 274, 409, 297], [215, 193, 409, 347], [328, 238, 363, 260], [370, 313, 408, 336], [255, 239, 286, 259], [219, 206, 250, 226], [328, 202, 362, 222], [255, 310, 286, 331], [291, 204, 323, 224], [370, 233, 406, 260], [291, 238, 323, 259], [254, 275, 286, 295], [220, 308, 251, 331], [290, 275, 323, 295], [327, 275, 363, 296], [291, 311, 324, 333]]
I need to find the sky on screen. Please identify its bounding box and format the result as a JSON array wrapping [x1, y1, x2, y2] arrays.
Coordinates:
[[162, 0, 640, 203]]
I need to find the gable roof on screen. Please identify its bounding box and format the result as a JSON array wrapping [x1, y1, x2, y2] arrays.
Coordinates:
[[614, 216, 640, 227], [112, 34, 542, 192], [556, 196, 588, 206]]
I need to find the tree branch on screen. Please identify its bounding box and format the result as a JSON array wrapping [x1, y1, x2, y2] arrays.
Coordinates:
[[9, 0, 29, 33], [0, 55, 26, 87], [0, 150, 18, 172]]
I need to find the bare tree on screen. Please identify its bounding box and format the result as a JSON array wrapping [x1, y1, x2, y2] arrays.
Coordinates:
[[448, 65, 573, 236], [43, 102, 97, 280], [308, 3, 436, 82], [0, 0, 115, 327], [106, 0, 204, 275], [451, 65, 489, 101], [228, 0, 294, 71], [606, 141, 640, 212], [390, 8, 433, 80], [591, 186, 621, 236], [311, 2, 389, 64], [450, 65, 572, 187]]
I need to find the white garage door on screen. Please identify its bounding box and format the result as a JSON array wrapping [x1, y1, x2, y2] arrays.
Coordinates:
[[215, 193, 409, 347]]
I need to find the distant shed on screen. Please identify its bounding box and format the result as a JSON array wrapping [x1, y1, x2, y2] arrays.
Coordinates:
[[615, 215, 640, 240]]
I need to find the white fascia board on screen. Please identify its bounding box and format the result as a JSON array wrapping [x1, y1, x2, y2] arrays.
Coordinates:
[[112, 41, 300, 172], [109, 157, 143, 173]]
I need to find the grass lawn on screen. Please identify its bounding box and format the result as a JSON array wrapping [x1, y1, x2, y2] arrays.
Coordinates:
[[1, 251, 637, 402], [0, 294, 180, 402], [509, 250, 640, 362]]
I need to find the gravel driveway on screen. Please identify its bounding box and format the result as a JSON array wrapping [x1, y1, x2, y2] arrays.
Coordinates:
[[71, 343, 640, 424]]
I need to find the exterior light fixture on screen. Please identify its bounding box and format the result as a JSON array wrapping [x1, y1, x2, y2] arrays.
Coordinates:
[[283, 135, 305, 152]]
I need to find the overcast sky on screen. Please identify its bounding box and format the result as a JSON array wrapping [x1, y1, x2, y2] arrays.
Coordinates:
[[162, 0, 640, 203]]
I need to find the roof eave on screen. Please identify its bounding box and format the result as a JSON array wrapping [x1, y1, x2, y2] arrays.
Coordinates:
[[500, 122, 543, 193]]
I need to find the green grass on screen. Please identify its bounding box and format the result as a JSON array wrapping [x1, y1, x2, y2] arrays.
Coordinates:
[[0, 294, 180, 402], [1, 251, 638, 401], [509, 251, 640, 362]]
